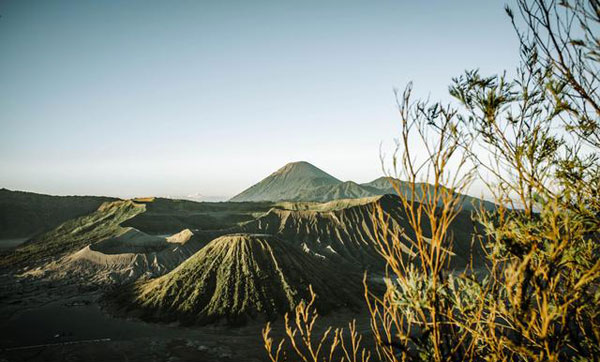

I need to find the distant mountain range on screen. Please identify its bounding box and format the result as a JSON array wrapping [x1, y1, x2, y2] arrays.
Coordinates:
[[164, 193, 228, 202], [0, 161, 493, 242], [230, 161, 495, 211]]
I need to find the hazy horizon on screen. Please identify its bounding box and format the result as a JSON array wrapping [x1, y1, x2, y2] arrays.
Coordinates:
[[1, 0, 519, 199]]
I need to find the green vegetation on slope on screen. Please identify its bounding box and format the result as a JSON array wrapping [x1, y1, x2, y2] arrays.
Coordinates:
[[0, 188, 115, 239], [122, 233, 363, 325], [122, 198, 274, 234], [0, 200, 145, 268]]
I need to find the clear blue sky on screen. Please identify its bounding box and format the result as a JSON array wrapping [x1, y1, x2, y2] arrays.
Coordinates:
[[0, 0, 519, 199]]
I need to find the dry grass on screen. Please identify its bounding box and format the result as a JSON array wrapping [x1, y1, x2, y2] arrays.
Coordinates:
[[263, 286, 371, 362]]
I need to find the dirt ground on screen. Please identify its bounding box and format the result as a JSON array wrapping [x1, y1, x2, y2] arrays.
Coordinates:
[[0, 272, 374, 362]]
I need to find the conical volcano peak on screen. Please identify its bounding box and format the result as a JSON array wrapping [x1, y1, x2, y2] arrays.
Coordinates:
[[229, 161, 341, 202], [272, 161, 339, 179], [124, 232, 362, 325]]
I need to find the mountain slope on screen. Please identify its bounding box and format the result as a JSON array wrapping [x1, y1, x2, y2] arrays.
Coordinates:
[[293, 181, 381, 202], [0, 188, 115, 239], [361, 176, 408, 194], [362, 177, 497, 211], [241, 194, 483, 270], [230, 161, 342, 202], [122, 233, 363, 325], [122, 197, 274, 233], [53, 228, 208, 284], [241, 195, 404, 268], [0, 200, 146, 268]]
